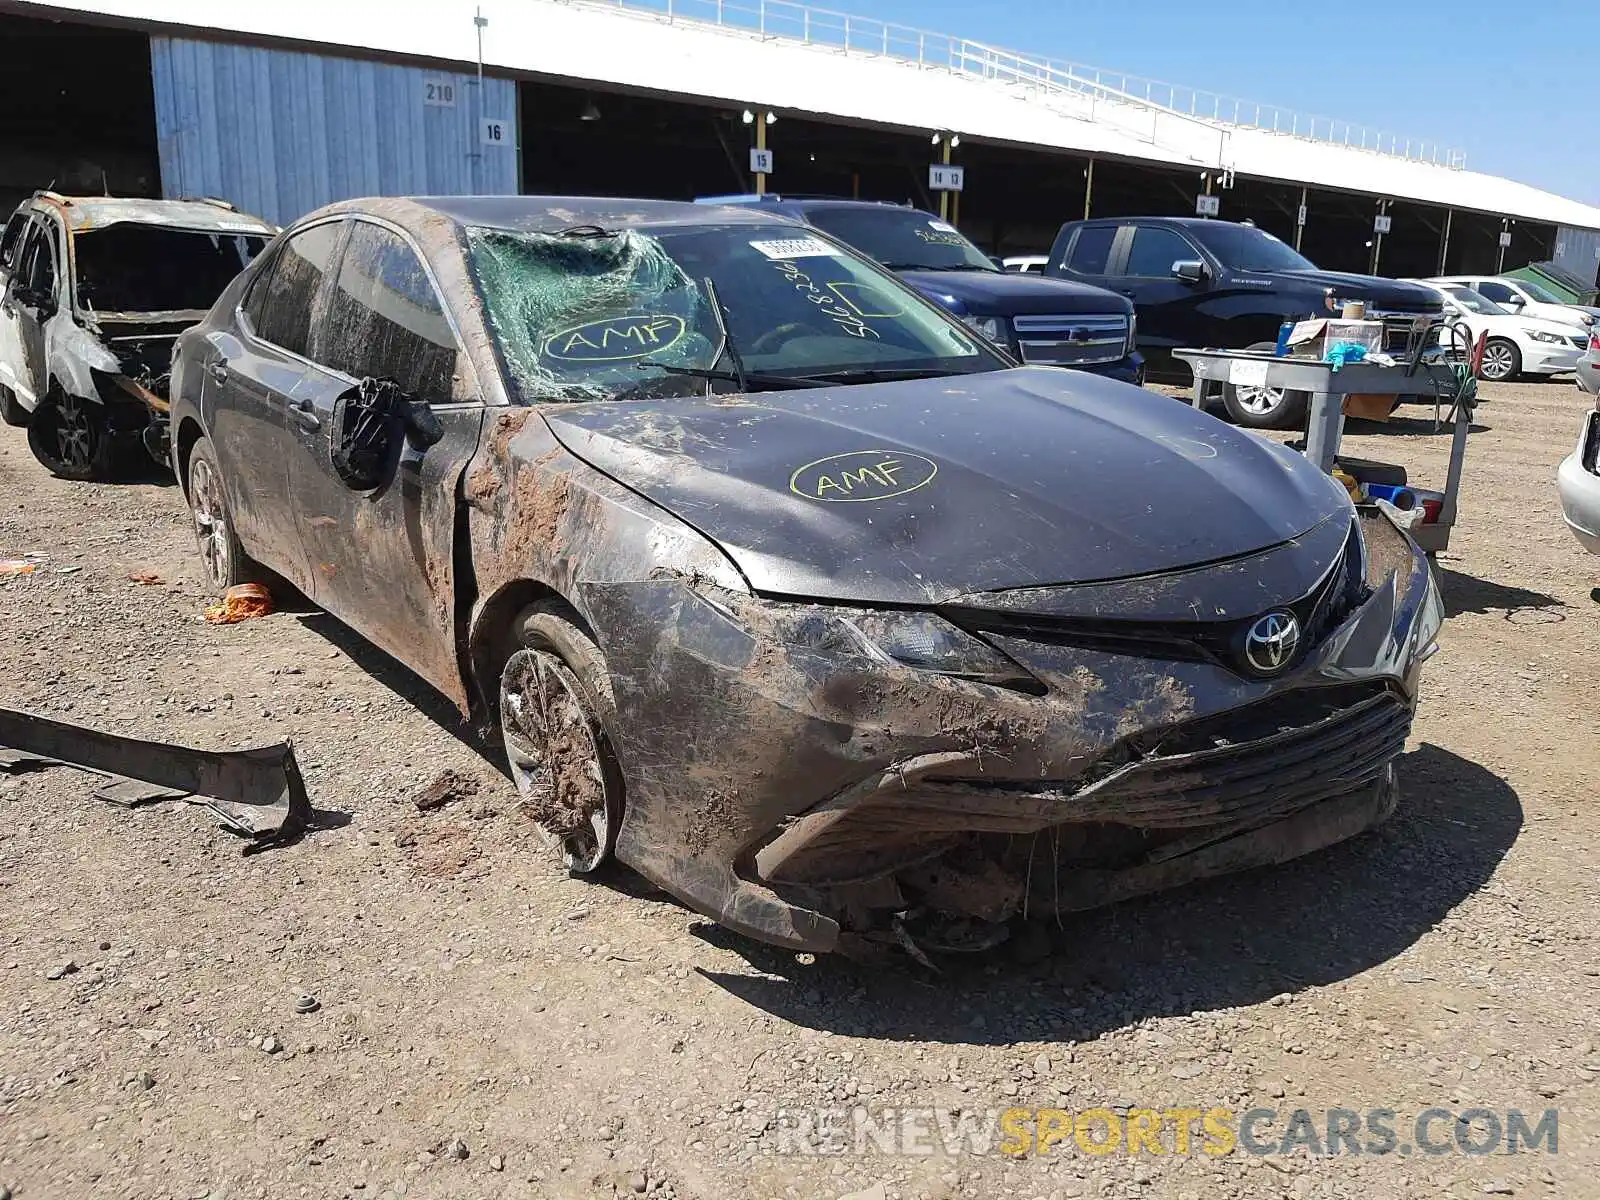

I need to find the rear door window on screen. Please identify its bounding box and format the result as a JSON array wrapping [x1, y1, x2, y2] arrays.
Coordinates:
[[0, 212, 28, 274], [1063, 225, 1116, 275], [317, 221, 458, 406], [1120, 226, 1198, 278], [252, 221, 342, 358], [1476, 280, 1515, 304]]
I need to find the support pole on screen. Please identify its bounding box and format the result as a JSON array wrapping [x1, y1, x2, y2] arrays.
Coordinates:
[[1370, 199, 1388, 275], [755, 112, 768, 196], [1083, 157, 1095, 220], [1496, 219, 1510, 273], [1294, 185, 1307, 251], [937, 138, 949, 222], [1438, 207, 1453, 274]]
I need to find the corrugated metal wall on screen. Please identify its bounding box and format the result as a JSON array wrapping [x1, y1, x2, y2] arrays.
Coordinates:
[[1554, 226, 1600, 294], [150, 37, 518, 227]]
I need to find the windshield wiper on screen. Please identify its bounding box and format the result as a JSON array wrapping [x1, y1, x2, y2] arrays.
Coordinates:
[[879, 262, 977, 273], [635, 362, 831, 390], [701, 276, 746, 391], [797, 366, 964, 383]]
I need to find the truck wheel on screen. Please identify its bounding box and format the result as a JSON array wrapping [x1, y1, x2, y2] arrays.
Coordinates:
[[0, 385, 26, 427], [1221, 341, 1310, 430], [186, 437, 262, 591], [1478, 338, 1520, 382], [498, 601, 625, 876], [27, 391, 119, 481]]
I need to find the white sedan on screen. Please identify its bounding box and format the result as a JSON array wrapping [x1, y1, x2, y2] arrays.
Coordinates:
[[1558, 399, 1600, 555], [1405, 280, 1586, 381]]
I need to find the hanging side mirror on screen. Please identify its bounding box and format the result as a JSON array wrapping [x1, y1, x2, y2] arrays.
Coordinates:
[[330, 378, 443, 491]]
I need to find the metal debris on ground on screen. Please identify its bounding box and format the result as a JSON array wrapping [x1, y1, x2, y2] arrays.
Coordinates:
[[294, 994, 320, 1015], [0, 706, 313, 844], [410, 768, 482, 812], [204, 582, 274, 624], [0, 555, 43, 576]]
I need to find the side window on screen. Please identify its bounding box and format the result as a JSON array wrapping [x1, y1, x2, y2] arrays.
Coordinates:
[[1065, 225, 1116, 275], [20, 222, 58, 296], [1477, 280, 1514, 303], [1121, 226, 1197, 278], [240, 250, 280, 334], [318, 221, 458, 406], [0, 212, 28, 274], [253, 222, 342, 357]]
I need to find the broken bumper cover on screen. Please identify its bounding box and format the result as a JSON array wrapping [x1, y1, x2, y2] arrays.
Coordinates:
[[585, 510, 1442, 953]]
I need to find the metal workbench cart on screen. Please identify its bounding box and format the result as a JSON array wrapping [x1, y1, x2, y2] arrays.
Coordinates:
[[1172, 349, 1474, 554]]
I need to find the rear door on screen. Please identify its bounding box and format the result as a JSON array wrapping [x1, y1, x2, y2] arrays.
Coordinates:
[[1105, 223, 1213, 355], [286, 217, 484, 702], [1054, 223, 1122, 295], [200, 219, 345, 588]]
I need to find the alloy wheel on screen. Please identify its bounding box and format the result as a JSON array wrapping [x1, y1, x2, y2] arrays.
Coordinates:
[[188, 455, 231, 588], [499, 646, 611, 873], [1480, 343, 1515, 381], [1234, 384, 1286, 417], [52, 394, 97, 470]]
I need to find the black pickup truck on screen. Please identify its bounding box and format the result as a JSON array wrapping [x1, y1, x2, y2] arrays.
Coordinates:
[[1046, 217, 1443, 428]]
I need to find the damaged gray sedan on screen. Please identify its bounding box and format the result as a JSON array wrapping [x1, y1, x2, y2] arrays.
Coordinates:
[[168, 197, 1443, 957]]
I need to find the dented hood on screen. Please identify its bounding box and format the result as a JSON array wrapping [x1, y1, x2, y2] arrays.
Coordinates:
[[540, 366, 1350, 605]]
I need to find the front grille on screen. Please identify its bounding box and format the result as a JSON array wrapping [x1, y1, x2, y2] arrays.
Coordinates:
[[1572, 335, 1588, 349], [949, 520, 1367, 677], [1013, 313, 1129, 366]]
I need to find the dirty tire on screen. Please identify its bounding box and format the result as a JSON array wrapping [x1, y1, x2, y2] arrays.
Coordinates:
[[1221, 340, 1311, 430], [1478, 337, 1521, 382], [27, 392, 119, 481], [186, 437, 261, 592], [0, 384, 26, 427], [498, 602, 624, 875]]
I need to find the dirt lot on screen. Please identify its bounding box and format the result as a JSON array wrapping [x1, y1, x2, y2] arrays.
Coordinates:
[[1, 379, 1598, 1200]]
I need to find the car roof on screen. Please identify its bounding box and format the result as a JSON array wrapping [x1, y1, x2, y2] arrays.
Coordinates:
[[394, 195, 810, 234], [27, 193, 277, 235]]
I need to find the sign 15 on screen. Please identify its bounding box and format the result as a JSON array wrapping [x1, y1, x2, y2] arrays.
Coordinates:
[[750, 148, 774, 175]]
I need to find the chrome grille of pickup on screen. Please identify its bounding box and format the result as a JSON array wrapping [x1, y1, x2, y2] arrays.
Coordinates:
[[1013, 313, 1129, 366]]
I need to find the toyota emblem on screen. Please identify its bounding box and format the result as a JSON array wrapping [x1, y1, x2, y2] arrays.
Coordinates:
[[1243, 612, 1300, 675]]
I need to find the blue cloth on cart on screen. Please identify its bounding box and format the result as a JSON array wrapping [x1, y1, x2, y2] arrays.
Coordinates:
[[1323, 342, 1369, 371]]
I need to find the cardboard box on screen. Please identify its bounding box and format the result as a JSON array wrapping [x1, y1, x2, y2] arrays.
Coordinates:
[[1286, 318, 1386, 360]]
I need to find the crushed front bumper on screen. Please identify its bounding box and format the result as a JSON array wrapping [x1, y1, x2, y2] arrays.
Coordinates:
[[581, 508, 1441, 953]]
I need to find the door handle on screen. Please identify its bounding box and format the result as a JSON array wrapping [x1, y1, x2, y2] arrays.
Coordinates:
[[289, 397, 321, 432], [206, 360, 230, 384]]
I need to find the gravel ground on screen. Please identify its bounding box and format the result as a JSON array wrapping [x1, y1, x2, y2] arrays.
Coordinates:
[[0, 378, 1597, 1200]]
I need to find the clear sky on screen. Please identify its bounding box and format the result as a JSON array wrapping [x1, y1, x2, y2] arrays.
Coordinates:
[[841, 0, 1597, 204]]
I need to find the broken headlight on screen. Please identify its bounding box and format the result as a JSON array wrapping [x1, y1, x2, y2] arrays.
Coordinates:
[[843, 611, 1037, 690], [695, 586, 1037, 691]]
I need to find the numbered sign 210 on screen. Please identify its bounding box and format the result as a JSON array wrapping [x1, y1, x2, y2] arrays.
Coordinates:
[[422, 79, 456, 108], [481, 119, 509, 147]]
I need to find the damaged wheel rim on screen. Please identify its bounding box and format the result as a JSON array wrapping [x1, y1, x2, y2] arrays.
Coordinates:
[[499, 647, 611, 873], [54, 395, 96, 469], [188, 456, 230, 588]]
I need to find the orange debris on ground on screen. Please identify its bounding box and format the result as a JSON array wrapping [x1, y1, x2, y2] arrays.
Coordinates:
[[204, 583, 273, 624], [127, 571, 165, 585]]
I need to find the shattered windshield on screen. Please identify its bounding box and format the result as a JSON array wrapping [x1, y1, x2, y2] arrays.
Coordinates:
[[467, 223, 1000, 403], [73, 223, 269, 314], [800, 206, 997, 272]]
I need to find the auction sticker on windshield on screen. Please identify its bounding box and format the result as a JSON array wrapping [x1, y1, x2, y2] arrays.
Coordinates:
[[749, 238, 841, 260]]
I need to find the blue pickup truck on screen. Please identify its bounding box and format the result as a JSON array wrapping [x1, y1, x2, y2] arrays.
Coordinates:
[[697, 196, 1144, 384]]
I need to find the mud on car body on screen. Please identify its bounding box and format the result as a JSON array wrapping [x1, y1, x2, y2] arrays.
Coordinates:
[[168, 196, 1444, 958], [0, 191, 275, 480]]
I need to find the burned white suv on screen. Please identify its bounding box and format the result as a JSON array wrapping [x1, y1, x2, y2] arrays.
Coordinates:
[[0, 192, 275, 480]]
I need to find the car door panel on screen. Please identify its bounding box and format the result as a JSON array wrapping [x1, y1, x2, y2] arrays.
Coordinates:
[[10, 221, 59, 405], [286, 219, 483, 707], [0, 214, 33, 402]]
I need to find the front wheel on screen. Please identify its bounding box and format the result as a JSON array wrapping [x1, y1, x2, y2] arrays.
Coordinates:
[[186, 437, 261, 591], [27, 392, 118, 480], [1221, 341, 1310, 430], [1477, 338, 1520, 382], [498, 602, 625, 875]]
